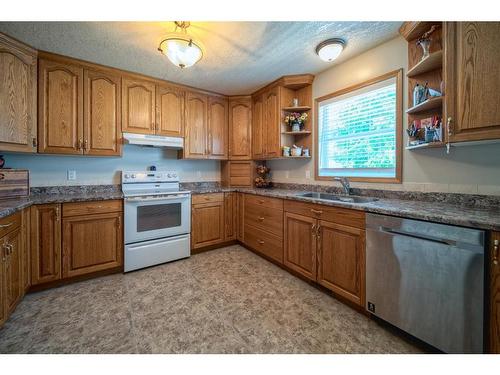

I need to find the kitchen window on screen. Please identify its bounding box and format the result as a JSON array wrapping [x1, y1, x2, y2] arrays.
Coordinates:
[[315, 69, 402, 182]]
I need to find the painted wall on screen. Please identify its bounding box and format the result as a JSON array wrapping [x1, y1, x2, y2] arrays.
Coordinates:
[[268, 37, 500, 195], [3, 147, 220, 186]]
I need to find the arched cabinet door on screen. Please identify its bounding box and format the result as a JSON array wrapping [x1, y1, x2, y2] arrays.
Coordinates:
[[252, 94, 264, 159], [38, 58, 83, 154], [208, 95, 228, 159], [84, 69, 121, 156], [184, 91, 208, 159], [121, 77, 156, 135], [0, 34, 37, 153], [229, 97, 252, 160], [156, 84, 185, 137]]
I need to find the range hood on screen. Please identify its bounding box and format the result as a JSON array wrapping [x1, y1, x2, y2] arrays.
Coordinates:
[[123, 132, 183, 149]]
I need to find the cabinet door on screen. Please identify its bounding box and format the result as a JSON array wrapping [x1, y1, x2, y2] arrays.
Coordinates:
[[283, 212, 317, 280], [21, 207, 30, 292], [208, 96, 228, 159], [30, 204, 62, 285], [224, 192, 237, 241], [237, 193, 245, 242], [156, 84, 184, 137], [184, 92, 208, 159], [229, 97, 252, 159], [38, 58, 83, 154], [121, 77, 156, 134], [0, 236, 4, 327], [490, 231, 500, 353], [0, 34, 37, 153], [264, 87, 280, 158], [62, 212, 123, 278], [84, 69, 121, 156], [191, 202, 224, 248], [3, 227, 23, 314], [317, 220, 365, 306], [252, 94, 265, 159], [445, 22, 500, 142]]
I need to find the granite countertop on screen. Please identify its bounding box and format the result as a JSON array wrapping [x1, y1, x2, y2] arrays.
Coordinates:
[[1, 185, 499, 232]]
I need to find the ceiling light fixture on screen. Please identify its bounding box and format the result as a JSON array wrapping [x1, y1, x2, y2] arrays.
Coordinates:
[[158, 21, 203, 69], [315, 38, 346, 62]]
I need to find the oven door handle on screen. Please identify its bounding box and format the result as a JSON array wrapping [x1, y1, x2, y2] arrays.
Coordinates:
[[125, 194, 191, 202]]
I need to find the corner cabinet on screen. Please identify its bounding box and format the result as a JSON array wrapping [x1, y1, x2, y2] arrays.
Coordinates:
[[444, 22, 500, 143], [229, 96, 252, 159], [0, 33, 37, 153]]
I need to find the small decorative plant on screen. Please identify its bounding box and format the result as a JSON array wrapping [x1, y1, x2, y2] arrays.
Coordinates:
[[285, 112, 308, 132]]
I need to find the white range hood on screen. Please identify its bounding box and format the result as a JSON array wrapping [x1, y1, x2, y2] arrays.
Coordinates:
[[123, 132, 183, 149]]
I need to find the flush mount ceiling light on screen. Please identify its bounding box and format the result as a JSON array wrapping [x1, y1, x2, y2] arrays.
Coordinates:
[[315, 38, 346, 62], [158, 21, 203, 69]]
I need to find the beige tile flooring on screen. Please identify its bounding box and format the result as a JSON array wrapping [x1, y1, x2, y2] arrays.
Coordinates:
[[0, 245, 421, 353]]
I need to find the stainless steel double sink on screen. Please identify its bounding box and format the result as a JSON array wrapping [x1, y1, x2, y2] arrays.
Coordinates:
[[295, 192, 379, 203]]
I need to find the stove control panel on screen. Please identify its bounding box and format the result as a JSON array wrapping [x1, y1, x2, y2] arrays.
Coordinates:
[[122, 171, 178, 184]]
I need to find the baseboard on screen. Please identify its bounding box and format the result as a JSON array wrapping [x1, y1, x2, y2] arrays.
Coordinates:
[[191, 240, 238, 254]]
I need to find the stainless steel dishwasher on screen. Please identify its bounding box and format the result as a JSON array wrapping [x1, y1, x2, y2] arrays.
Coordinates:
[[366, 213, 485, 353]]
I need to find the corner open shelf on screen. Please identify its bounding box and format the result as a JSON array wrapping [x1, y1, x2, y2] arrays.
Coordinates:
[[407, 50, 443, 78], [405, 141, 445, 150], [406, 96, 443, 114], [281, 131, 311, 135], [282, 105, 311, 112]]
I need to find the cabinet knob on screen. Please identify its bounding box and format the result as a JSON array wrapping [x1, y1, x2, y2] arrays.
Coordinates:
[[0, 222, 13, 228], [258, 240, 264, 245], [258, 216, 264, 222], [447, 117, 453, 137], [493, 239, 499, 266]]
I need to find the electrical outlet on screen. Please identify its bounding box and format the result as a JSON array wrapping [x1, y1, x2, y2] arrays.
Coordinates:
[[67, 170, 76, 181], [305, 170, 311, 179], [285, 171, 290, 179], [197, 171, 202, 178]]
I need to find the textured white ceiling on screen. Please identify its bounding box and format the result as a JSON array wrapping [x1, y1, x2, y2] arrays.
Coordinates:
[[0, 21, 401, 95]]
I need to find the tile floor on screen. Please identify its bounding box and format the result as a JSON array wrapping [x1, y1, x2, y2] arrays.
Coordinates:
[[0, 245, 421, 353]]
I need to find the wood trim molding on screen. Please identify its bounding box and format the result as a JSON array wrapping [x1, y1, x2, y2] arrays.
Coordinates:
[[314, 69, 403, 184]]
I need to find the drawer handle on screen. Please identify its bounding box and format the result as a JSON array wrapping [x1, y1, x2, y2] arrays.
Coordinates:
[[258, 240, 265, 245], [0, 222, 13, 228], [258, 199, 265, 204], [258, 216, 264, 222], [310, 209, 323, 215], [204, 197, 211, 201]]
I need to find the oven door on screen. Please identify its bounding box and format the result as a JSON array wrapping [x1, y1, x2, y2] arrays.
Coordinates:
[[124, 194, 191, 244]]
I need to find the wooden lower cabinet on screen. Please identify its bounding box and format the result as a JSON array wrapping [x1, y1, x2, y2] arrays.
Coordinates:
[[192, 194, 225, 249], [224, 192, 237, 241], [317, 221, 365, 306], [283, 212, 317, 280], [244, 224, 283, 263], [62, 212, 123, 278], [30, 204, 62, 285], [490, 231, 500, 353], [21, 208, 31, 292]]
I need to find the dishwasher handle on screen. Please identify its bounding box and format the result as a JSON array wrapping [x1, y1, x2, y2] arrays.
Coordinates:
[[380, 226, 457, 246]]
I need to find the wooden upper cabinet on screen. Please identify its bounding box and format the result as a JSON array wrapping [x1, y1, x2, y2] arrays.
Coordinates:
[[490, 231, 500, 354], [208, 96, 228, 159], [84, 69, 121, 156], [38, 58, 83, 154], [30, 204, 62, 285], [184, 91, 208, 159], [0, 33, 37, 153], [284, 211, 317, 281], [62, 211, 123, 278], [156, 84, 184, 137], [317, 221, 365, 306], [252, 94, 265, 159], [264, 87, 280, 158], [121, 77, 156, 135], [445, 22, 500, 143], [229, 97, 252, 159]]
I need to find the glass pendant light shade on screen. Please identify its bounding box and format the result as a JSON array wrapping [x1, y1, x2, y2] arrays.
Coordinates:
[[159, 37, 203, 68], [315, 38, 345, 62]]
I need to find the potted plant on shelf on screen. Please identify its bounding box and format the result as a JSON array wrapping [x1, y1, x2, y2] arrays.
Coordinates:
[[285, 112, 308, 132]]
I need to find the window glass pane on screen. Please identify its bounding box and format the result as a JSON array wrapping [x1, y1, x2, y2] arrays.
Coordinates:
[[137, 203, 181, 232], [318, 77, 397, 179]]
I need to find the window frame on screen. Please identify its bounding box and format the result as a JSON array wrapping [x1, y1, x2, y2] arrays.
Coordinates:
[[314, 69, 403, 183]]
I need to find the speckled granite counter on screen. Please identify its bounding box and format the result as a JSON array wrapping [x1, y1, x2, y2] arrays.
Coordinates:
[[1, 184, 499, 232]]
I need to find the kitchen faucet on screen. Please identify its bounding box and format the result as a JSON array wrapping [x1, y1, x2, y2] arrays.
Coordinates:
[[334, 177, 350, 195]]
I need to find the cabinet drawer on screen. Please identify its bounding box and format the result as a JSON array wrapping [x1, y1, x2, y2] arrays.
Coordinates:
[[244, 223, 283, 264], [0, 212, 22, 238], [63, 200, 123, 217], [284, 200, 365, 229], [244, 194, 283, 211], [192, 193, 224, 205], [244, 202, 283, 237]]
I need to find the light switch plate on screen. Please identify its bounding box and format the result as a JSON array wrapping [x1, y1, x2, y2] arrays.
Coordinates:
[[67, 170, 76, 180], [305, 170, 311, 179]]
